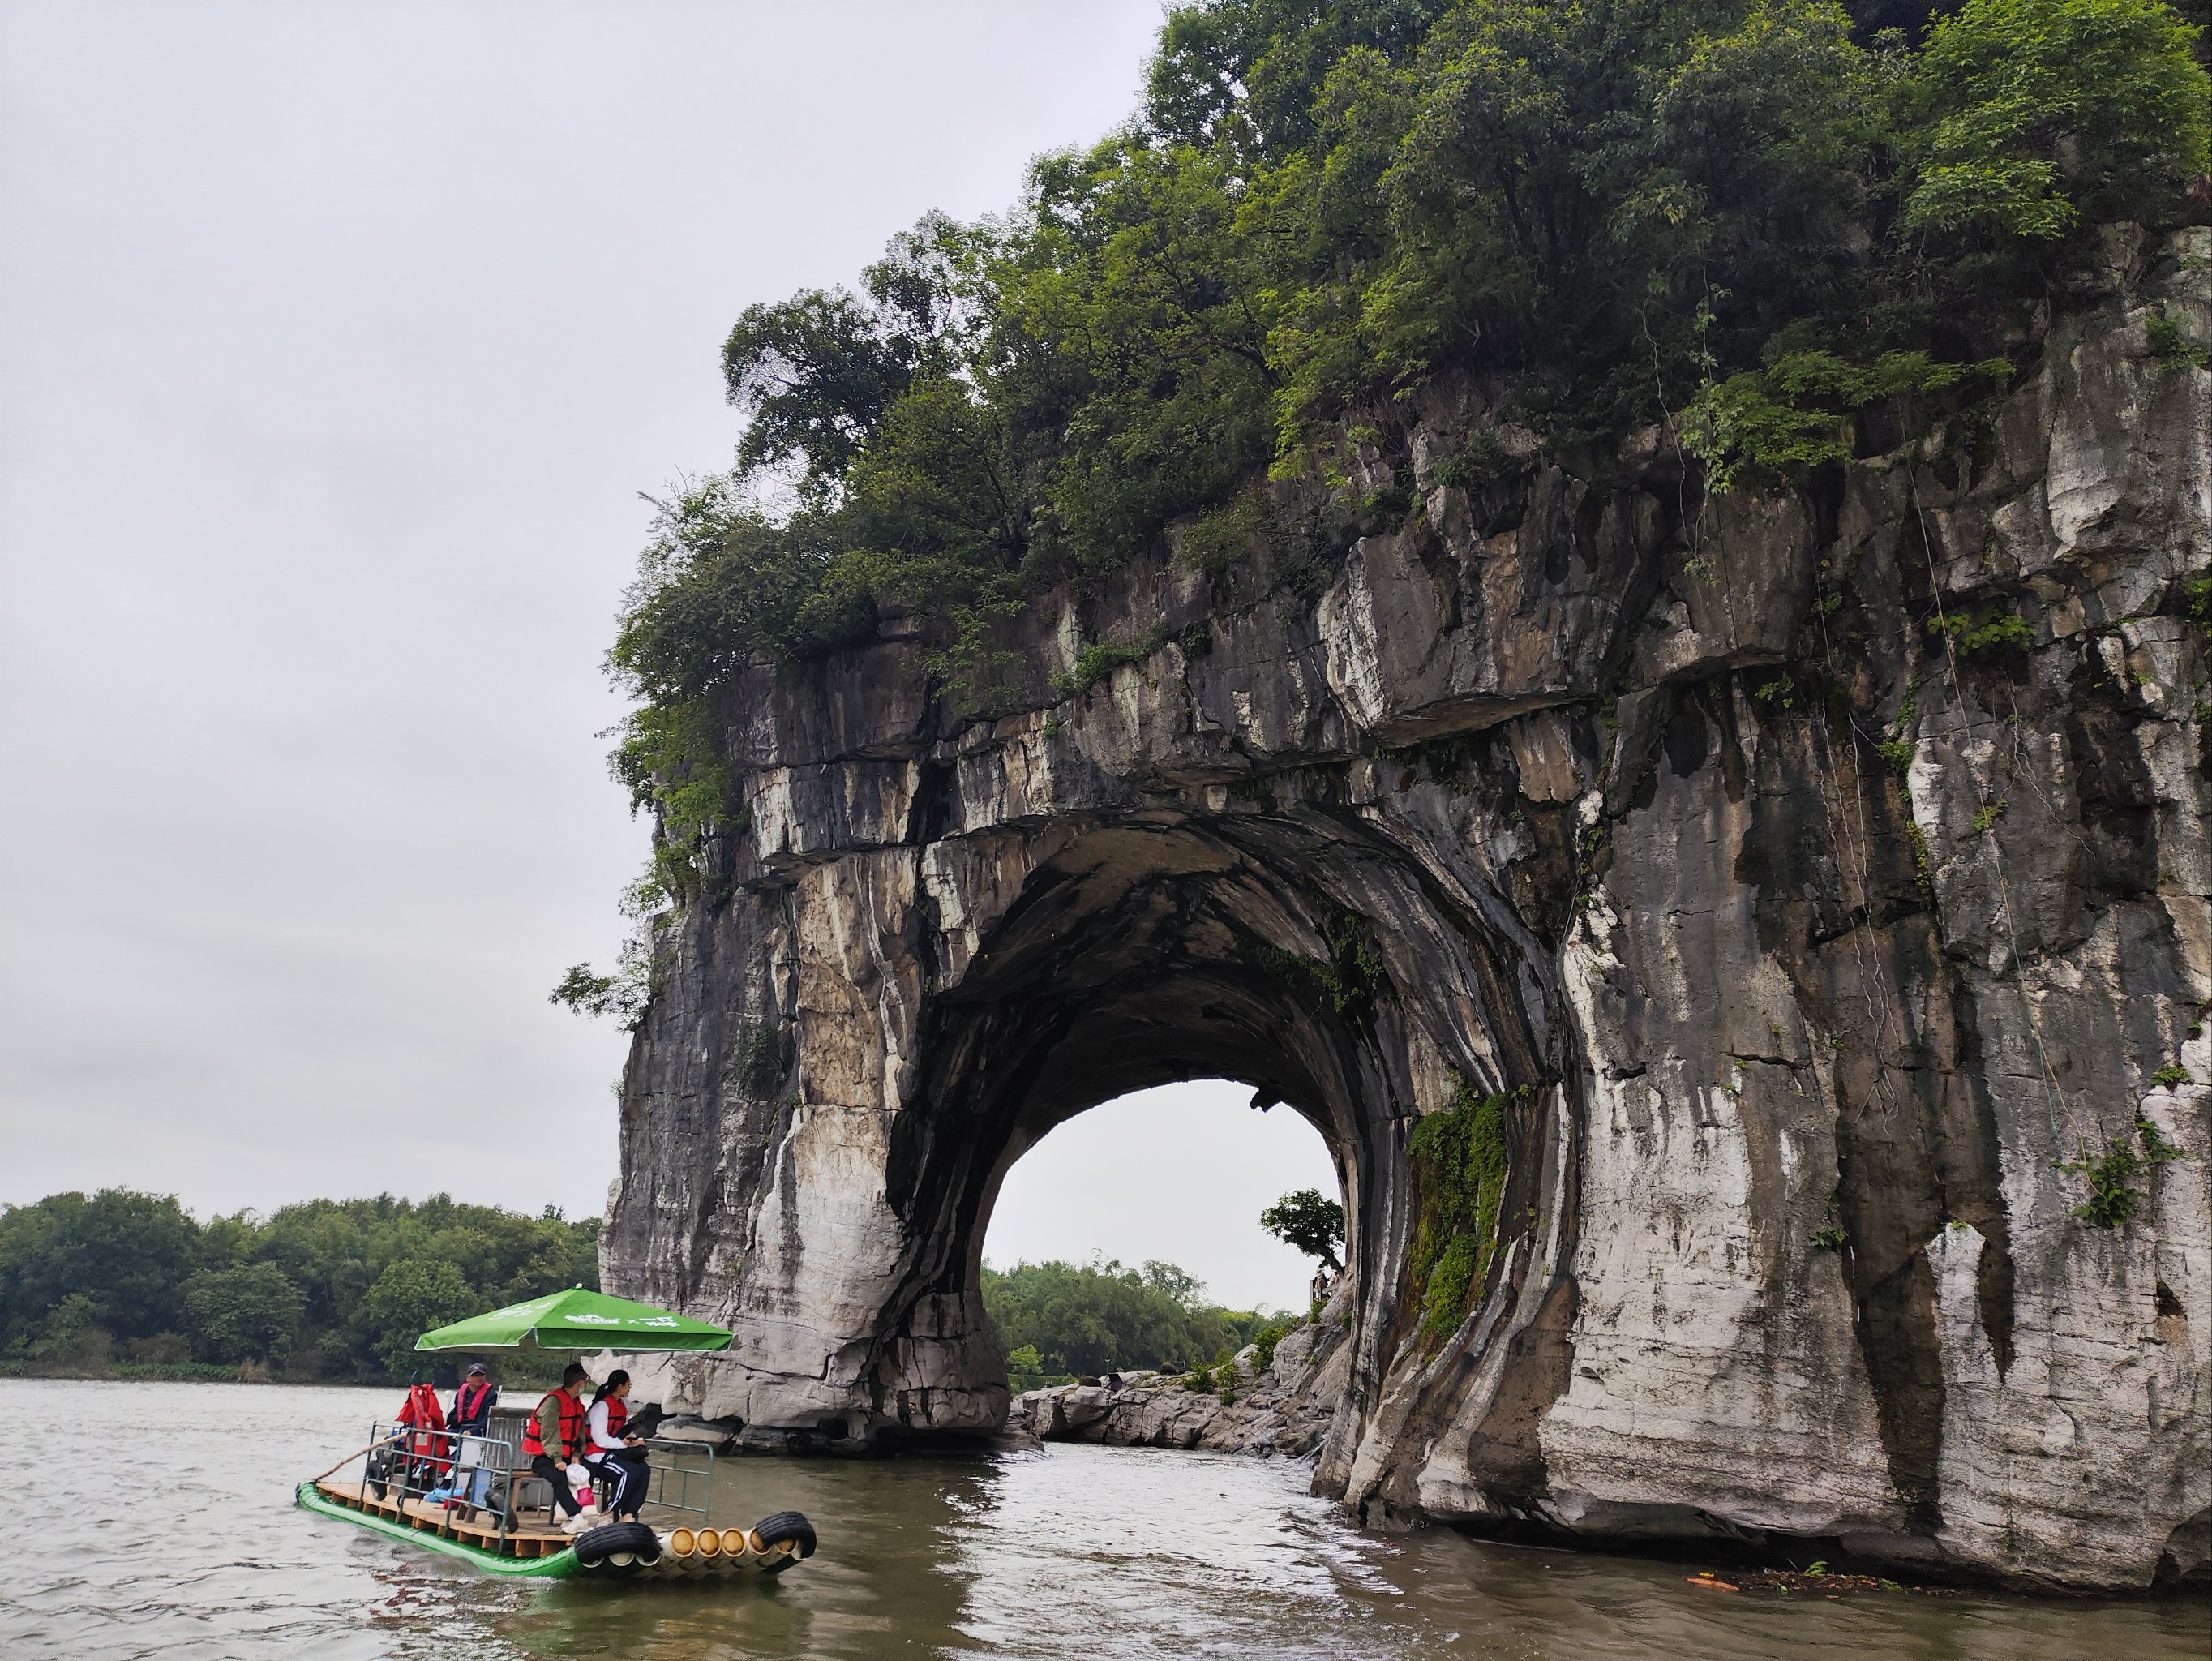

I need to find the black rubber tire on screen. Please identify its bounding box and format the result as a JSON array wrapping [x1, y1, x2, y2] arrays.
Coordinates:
[[572, 1520, 662, 1570], [752, 1510, 817, 1559]]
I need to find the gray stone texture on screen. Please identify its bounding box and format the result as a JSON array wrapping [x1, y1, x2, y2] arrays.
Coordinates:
[[603, 229, 2212, 1590]]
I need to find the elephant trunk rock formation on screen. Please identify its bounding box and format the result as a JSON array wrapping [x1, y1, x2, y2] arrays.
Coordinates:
[[603, 229, 2211, 1591]]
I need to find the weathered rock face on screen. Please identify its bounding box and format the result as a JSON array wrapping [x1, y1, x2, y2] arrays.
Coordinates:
[[603, 228, 2211, 1590]]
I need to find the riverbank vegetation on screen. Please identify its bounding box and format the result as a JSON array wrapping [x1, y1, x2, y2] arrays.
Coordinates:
[[982, 1258, 1288, 1384], [0, 1189, 598, 1385]]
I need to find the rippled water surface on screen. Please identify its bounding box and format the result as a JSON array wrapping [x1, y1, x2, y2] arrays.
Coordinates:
[[3, 1380, 2201, 1659]]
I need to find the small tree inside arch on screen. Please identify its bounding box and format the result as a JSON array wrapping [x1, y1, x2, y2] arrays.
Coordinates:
[[1260, 1189, 1344, 1274]]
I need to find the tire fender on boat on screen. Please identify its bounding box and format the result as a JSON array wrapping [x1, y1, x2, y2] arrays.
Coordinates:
[[751, 1510, 817, 1563], [572, 1521, 661, 1572]]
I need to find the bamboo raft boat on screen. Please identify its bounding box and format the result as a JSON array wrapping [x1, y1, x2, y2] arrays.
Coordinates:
[[301, 1290, 814, 1582], [298, 1405, 816, 1583], [297, 1475, 812, 1580]]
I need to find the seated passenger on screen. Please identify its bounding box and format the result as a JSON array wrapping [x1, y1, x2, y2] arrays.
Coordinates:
[[581, 1369, 649, 1522], [449, 1361, 498, 1434], [522, 1362, 594, 1530], [448, 1362, 499, 1513]]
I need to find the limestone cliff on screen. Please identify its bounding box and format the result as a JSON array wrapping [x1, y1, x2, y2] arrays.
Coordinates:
[[602, 227, 2211, 1590]]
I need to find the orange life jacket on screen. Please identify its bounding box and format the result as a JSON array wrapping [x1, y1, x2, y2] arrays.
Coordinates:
[[521, 1387, 586, 1461], [397, 1383, 449, 1473]]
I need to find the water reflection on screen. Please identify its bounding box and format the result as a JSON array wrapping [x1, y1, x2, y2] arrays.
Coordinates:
[[2, 1380, 2201, 1661]]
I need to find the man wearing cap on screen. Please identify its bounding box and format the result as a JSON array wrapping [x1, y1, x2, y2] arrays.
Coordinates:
[[448, 1362, 499, 1517]]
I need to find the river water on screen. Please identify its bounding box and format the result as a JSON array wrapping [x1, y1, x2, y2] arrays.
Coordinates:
[[2, 1380, 2201, 1659]]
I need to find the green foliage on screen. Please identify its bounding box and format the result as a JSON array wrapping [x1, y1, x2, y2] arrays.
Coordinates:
[[1684, 351, 2013, 492], [980, 1258, 1264, 1376], [1241, 909, 1389, 1018], [0, 1189, 202, 1349], [613, 0, 2212, 694], [2062, 1115, 2185, 1226], [1970, 797, 2010, 835], [1051, 625, 1174, 700], [2186, 574, 2212, 626], [735, 1021, 793, 1093], [32, 1293, 113, 1370], [1250, 1312, 1302, 1375], [1929, 605, 2038, 661], [1406, 1080, 1515, 1343], [1906, 818, 1938, 906], [2151, 1062, 2193, 1086], [1879, 738, 1918, 775], [1811, 1223, 1850, 1249], [1900, 0, 2211, 243], [182, 1264, 304, 1366], [2146, 307, 2211, 368], [1259, 1188, 1346, 1271], [362, 1260, 475, 1380], [593, 0, 2211, 1012], [0, 1188, 599, 1381]]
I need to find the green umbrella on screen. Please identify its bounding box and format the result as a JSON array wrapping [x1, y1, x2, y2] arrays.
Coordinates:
[[414, 1287, 733, 1354]]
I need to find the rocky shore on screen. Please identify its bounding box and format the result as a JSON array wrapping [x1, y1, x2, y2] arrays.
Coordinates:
[[1010, 1294, 1352, 1457]]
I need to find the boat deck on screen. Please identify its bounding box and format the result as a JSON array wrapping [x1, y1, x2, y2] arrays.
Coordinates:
[[312, 1479, 577, 1558]]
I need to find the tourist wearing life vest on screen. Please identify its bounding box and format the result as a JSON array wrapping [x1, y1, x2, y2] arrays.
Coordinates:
[[581, 1368, 649, 1522], [447, 1362, 499, 1513], [522, 1362, 592, 1526]]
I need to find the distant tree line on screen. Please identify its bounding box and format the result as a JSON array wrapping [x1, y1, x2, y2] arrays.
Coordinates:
[[982, 1189, 1346, 1382], [0, 1189, 598, 1383], [982, 1258, 1286, 1381]]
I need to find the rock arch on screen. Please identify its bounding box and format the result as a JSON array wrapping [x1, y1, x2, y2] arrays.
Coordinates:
[[602, 242, 2210, 1590]]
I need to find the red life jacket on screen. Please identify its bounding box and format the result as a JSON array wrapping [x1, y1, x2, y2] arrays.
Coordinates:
[[604, 1397, 628, 1442], [397, 1383, 449, 1473], [451, 1380, 494, 1430], [521, 1387, 586, 1461]]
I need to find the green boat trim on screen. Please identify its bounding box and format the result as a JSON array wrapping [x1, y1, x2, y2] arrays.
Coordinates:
[[294, 1481, 578, 1578]]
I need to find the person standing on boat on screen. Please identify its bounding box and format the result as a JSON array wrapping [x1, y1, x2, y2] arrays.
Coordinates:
[[521, 1362, 593, 1527], [581, 1369, 649, 1522]]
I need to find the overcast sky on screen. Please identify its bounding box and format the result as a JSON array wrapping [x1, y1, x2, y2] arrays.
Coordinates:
[[0, 2, 1335, 1311]]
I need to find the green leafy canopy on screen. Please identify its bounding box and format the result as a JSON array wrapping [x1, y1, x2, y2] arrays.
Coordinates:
[[577, 0, 2210, 993], [615, 0, 2207, 696]]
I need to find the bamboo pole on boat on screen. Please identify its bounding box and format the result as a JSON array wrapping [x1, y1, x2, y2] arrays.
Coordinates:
[[308, 1443, 379, 1485]]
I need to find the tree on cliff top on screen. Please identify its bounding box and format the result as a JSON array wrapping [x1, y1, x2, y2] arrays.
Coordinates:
[[577, 0, 2210, 944]]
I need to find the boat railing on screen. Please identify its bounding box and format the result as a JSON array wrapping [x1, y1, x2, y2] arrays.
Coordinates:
[[351, 1418, 715, 1542], [637, 1438, 715, 1524], [364, 1420, 519, 1551]]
